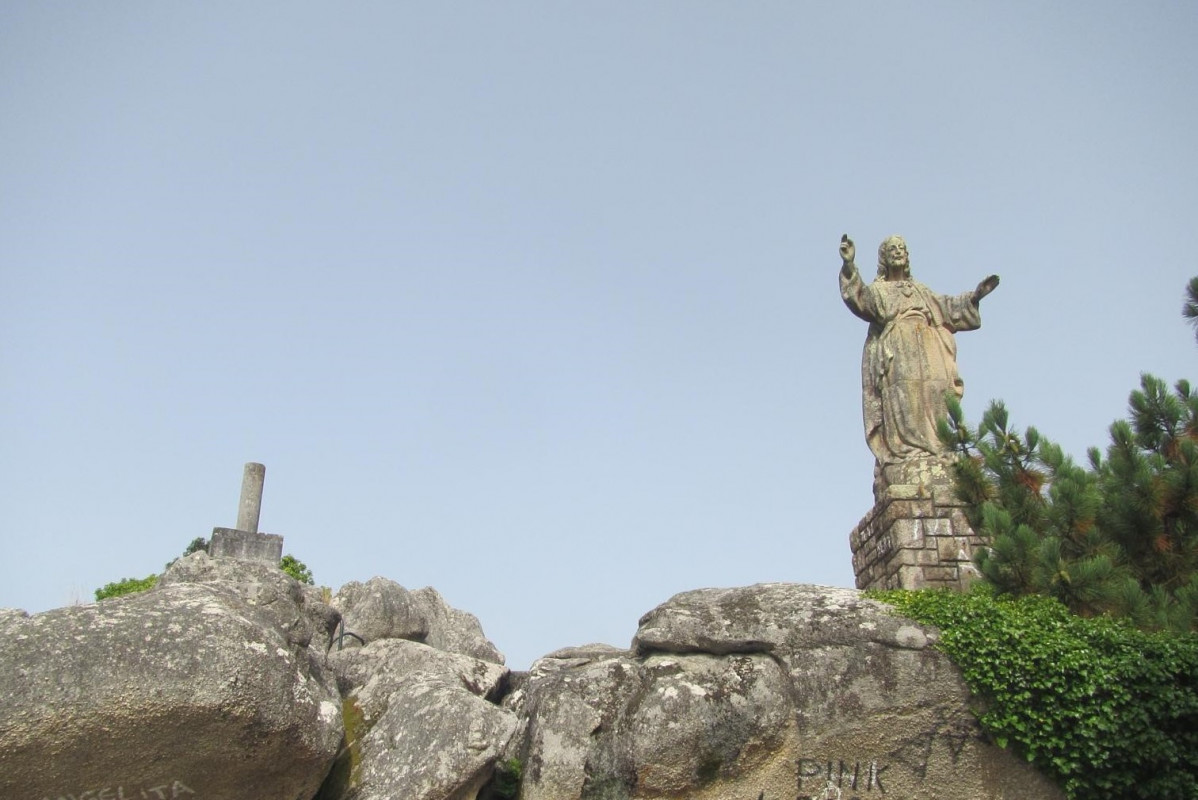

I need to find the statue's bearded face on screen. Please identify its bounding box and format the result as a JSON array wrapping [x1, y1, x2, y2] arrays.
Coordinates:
[[880, 237, 909, 278]]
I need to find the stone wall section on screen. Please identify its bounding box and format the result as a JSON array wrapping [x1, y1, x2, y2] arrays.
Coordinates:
[[850, 480, 984, 591]]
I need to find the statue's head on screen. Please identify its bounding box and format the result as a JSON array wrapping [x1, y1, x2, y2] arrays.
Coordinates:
[[877, 235, 910, 280]]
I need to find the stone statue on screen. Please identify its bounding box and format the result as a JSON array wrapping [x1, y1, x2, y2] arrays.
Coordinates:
[[839, 234, 999, 493]]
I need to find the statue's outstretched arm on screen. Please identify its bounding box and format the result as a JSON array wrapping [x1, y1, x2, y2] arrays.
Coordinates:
[[839, 234, 857, 280], [972, 274, 1000, 304], [839, 234, 879, 322]]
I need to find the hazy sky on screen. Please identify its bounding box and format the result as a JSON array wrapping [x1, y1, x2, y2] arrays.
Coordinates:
[[3, 3, 1196, 669]]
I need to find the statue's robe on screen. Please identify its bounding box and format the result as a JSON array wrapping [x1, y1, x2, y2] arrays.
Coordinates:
[[840, 266, 982, 467]]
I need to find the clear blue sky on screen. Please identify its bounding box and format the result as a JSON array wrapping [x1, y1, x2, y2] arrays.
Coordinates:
[[2, 3, 1195, 669]]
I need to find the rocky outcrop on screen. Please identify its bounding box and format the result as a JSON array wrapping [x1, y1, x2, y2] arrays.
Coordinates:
[[505, 584, 1063, 800], [0, 565, 517, 800], [330, 638, 508, 705], [332, 577, 428, 644], [160, 550, 342, 653], [504, 649, 643, 800], [351, 671, 516, 800], [333, 577, 504, 664], [1, 569, 1065, 800], [0, 565, 343, 800], [411, 586, 506, 664], [324, 630, 517, 799]]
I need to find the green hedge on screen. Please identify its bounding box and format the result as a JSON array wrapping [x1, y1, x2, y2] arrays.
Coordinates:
[[871, 588, 1198, 800]]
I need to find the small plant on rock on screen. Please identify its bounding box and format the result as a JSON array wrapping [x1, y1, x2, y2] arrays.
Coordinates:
[[493, 757, 523, 799], [94, 574, 158, 601], [280, 553, 314, 584]]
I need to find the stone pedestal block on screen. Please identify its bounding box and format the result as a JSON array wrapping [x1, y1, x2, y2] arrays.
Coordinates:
[[849, 478, 983, 591], [210, 527, 284, 566]]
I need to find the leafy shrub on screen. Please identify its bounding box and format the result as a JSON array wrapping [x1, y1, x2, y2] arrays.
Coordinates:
[[95, 574, 158, 601], [280, 553, 314, 584], [873, 587, 1198, 799], [182, 536, 208, 556]]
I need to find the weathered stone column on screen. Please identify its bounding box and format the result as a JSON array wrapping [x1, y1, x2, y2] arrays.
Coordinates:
[[209, 462, 284, 565], [236, 462, 266, 534]]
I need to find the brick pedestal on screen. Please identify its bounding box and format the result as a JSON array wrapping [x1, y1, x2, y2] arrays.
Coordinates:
[[850, 478, 983, 591]]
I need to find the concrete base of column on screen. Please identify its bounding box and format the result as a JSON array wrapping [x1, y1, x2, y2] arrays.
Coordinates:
[[209, 527, 284, 566]]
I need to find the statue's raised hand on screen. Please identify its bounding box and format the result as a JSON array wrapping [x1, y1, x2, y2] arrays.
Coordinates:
[[973, 274, 1000, 304], [840, 234, 856, 265]]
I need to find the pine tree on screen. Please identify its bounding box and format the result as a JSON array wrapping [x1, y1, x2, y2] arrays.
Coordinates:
[[938, 279, 1198, 632], [1184, 276, 1198, 344], [941, 380, 1198, 632]]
